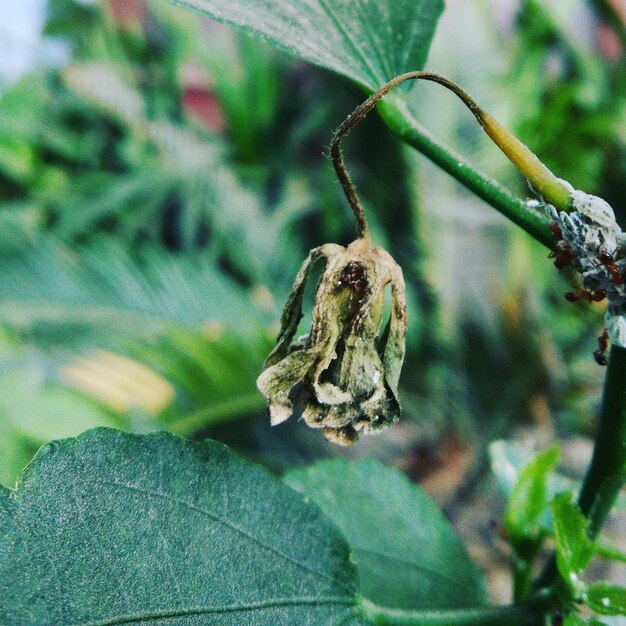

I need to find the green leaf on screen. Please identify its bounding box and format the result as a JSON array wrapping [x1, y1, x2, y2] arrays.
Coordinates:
[[490, 440, 626, 519], [168, 0, 444, 90], [0, 428, 362, 625], [0, 238, 269, 346], [551, 492, 595, 596], [564, 614, 610, 626], [586, 582, 626, 617], [126, 328, 271, 433], [284, 459, 487, 611], [595, 540, 626, 565], [504, 445, 560, 543]]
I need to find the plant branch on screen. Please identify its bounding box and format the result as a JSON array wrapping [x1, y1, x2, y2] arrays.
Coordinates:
[[378, 97, 555, 248], [360, 598, 547, 626], [577, 344, 626, 536], [535, 344, 626, 590], [332, 71, 570, 249]]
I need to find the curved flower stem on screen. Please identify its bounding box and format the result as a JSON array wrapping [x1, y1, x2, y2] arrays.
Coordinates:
[[360, 598, 547, 626], [378, 97, 555, 249], [535, 344, 626, 590], [331, 71, 575, 249]]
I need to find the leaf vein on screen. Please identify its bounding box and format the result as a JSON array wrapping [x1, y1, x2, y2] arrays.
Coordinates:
[[317, 0, 381, 86], [353, 0, 392, 81], [72, 596, 357, 626], [353, 546, 474, 592], [93, 479, 337, 583]]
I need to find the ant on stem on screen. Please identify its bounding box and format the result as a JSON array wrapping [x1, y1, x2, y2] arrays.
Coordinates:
[[598, 250, 624, 286], [564, 287, 606, 303], [548, 223, 574, 270], [594, 329, 609, 366]]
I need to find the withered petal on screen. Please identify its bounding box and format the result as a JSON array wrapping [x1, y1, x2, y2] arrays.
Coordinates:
[[265, 243, 342, 367], [256, 347, 319, 425]]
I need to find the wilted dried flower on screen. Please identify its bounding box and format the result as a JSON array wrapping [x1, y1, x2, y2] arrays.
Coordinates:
[[253, 74, 429, 445], [257, 237, 406, 445]]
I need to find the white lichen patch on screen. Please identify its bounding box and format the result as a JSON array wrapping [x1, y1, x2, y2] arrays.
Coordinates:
[[546, 191, 626, 349]]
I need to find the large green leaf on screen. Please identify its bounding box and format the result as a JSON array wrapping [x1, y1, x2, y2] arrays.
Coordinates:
[[169, 0, 444, 90], [285, 459, 487, 611], [0, 429, 362, 625]]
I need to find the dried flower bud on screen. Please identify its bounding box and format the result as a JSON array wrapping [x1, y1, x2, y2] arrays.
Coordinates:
[[257, 238, 406, 445]]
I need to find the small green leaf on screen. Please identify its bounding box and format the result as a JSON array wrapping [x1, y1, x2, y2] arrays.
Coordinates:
[[168, 0, 444, 90], [504, 445, 560, 543], [595, 540, 626, 565], [551, 492, 595, 596], [285, 459, 487, 611], [490, 440, 626, 518], [586, 583, 626, 617], [0, 429, 361, 625], [564, 613, 610, 626]]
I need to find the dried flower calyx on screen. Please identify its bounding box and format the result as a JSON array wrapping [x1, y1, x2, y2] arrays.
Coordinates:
[[257, 238, 406, 445]]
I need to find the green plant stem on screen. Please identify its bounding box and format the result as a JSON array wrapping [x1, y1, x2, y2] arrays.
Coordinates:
[[360, 598, 546, 626], [512, 539, 544, 603], [577, 344, 626, 536], [377, 97, 555, 249], [535, 344, 626, 590]]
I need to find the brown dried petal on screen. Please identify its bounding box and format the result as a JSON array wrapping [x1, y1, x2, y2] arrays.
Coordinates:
[[256, 238, 407, 444]]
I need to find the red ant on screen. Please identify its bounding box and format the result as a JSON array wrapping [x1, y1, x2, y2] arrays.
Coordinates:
[[564, 287, 606, 303], [598, 250, 624, 286], [548, 223, 574, 270], [550, 248, 574, 270], [594, 329, 609, 366], [550, 222, 562, 238]]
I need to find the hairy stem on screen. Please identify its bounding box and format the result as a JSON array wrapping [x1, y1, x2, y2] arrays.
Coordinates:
[[360, 598, 547, 626]]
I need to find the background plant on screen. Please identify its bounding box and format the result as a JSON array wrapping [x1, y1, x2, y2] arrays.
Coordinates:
[[0, 0, 624, 624]]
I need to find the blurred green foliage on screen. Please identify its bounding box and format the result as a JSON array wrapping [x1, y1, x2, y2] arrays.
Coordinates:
[[0, 0, 623, 488]]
